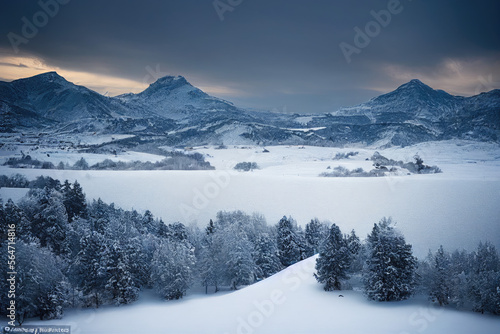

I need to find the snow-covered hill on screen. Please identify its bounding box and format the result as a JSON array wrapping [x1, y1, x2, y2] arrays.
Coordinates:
[[29, 256, 500, 334]]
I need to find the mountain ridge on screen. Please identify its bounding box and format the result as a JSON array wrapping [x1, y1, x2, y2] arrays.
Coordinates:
[[0, 72, 498, 147]]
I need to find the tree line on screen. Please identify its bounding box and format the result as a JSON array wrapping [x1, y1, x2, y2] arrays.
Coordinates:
[[314, 218, 500, 315], [3, 151, 214, 171], [0, 177, 498, 325]]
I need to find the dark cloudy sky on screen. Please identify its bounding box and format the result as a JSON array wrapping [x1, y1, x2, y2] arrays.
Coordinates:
[[0, 0, 499, 113]]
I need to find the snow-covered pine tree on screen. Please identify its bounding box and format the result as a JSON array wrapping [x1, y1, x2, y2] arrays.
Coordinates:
[[198, 220, 227, 293], [73, 157, 89, 170], [72, 231, 109, 308], [199, 220, 218, 293], [141, 210, 158, 235], [29, 175, 61, 190], [363, 217, 417, 301], [105, 242, 139, 305], [449, 249, 471, 309], [305, 218, 328, 256], [2, 199, 32, 242], [20, 188, 70, 256], [88, 198, 110, 234], [428, 245, 452, 306], [315, 224, 353, 290], [253, 233, 282, 279], [214, 210, 268, 245], [206, 219, 216, 234], [150, 239, 195, 300], [166, 222, 189, 242], [277, 216, 304, 267], [13, 240, 66, 324], [346, 229, 361, 257], [223, 227, 256, 289], [62, 180, 87, 221], [469, 241, 500, 315]]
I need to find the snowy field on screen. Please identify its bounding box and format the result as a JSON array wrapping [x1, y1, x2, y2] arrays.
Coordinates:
[[1, 139, 499, 333], [26, 256, 500, 334], [1, 140, 498, 258]]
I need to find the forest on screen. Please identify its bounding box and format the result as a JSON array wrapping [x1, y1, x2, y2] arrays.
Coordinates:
[[0, 175, 499, 325]]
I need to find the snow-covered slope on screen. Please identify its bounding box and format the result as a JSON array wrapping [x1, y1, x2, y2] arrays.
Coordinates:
[[28, 256, 500, 334]]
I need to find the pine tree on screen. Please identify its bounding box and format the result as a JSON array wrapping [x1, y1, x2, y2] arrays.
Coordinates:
[[2, 199, 32, 242], [151, 239, 195, 300], [73, 157, 89, 170], [198, 221, 225, 293], [305, 218, 328, 256], [20, 188, 69, 256], [166, 222, 189, 242], [141, 210, 157, 235], [346, 230, 361, 257], [89, 198, 110, 234], [206, 219, 216, 235], [63, 180, 87, 221], [277, 216, 304, 267], [105, 242, 139, 305], [224, 228, 255, 289], [72, 231, 109, 308], [62, 180, 72, 218], [253, 233, 282, 279], [449, 249, 471, 309], [315, 224, 353, 290], [13, 240, 66, 323], [428, 245, 452, 306], [469, 241, 500, 314], [363, 218, 417, 301]]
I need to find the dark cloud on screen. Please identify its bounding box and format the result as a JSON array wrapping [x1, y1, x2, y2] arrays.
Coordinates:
[[1, 0, 499, 113], [0, 62, 28, 68]]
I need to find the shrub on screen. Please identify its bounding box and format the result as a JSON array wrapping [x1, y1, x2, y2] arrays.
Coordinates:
[[234, 162, 259, 172]]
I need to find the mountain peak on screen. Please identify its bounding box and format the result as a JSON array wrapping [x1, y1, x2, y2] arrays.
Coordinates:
[[409, 78, 424, 85], [369, 78, 456, 111], [397, 79, 432, 91], [152, 75, 188, 87], [391, 79, 455, 100], [144, 75, 192, 94], [32, 71, 65, 81], [12, 71, 69, 86], [156, 75, 187, 83]]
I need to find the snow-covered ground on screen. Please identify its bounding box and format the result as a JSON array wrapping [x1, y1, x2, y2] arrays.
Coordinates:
[[1, 139, 499, 332], [25, 256, 500, 334], [1, 140, 498, 258], [71, 134, 135, 146], [197, 140, 500, 179]]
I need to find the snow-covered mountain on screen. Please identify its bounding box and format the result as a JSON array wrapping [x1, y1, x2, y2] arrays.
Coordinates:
[[0, 72, 133, 123], [117, 75, 239, 121], [303, 79, 500, 146], [1, 72, 498, 147]]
